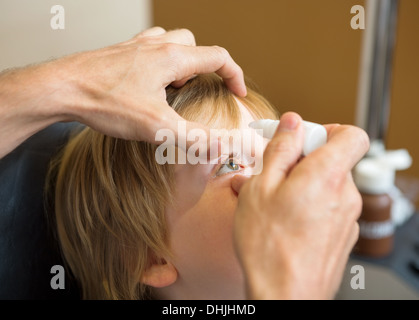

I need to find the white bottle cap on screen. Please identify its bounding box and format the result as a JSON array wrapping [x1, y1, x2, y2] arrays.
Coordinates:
[[302, 120, 328, 155], [249, 119, 327, 156], [353, 158, 395, 194], [367, 139, 386, 157], [376, 149, 412, 171]]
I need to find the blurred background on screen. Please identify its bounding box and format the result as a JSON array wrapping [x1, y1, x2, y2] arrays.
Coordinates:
[[1, 0, 418, 202], [154, 0, 419, 207], [1, 0, 418, 299]]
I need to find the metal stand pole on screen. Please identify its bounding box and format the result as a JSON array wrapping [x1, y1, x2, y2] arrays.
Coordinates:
[[355, 0, 399, 146]]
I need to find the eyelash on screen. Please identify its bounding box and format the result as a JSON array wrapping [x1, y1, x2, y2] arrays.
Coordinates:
[[215, 157, 243, 177]]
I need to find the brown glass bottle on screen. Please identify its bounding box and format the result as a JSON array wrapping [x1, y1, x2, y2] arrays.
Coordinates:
[[354, 192, 393, 257], [353, 158, 395, 258]]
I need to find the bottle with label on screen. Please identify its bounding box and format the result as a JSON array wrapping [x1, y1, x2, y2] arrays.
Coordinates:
[[353, 158, 395, 258]]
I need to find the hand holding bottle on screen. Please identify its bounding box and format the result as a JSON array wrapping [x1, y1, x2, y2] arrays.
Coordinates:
[[232, 112, 370, 299]]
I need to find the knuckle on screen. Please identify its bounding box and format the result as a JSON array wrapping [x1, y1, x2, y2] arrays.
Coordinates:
[[341, 180, 363, 220], [342, 125, 371, 155], [353, 221, 360, 237], [351, 188, 363, 219], [157, 43, 185, 73], [153, 26, 166, 33], [358, 128, 370, 154], [159, 42, 180, 59], [212, 45, 229, 60], [178, 28, 196, 44]]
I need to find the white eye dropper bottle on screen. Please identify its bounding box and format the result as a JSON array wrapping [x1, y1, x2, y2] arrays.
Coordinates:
[[249, 119, 328, 156]]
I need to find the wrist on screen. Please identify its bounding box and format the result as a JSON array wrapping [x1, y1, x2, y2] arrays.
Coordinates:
[[244, 267, 295, 300], [239, 253, 295, 299], [0, 63, 74, 123], [242, 255, 330, 300], [30, 59, 83, 123], [0, 61, 78, 157]]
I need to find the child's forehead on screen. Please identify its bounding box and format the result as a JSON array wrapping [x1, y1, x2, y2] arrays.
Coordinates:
[[203, 97, 255, 131]]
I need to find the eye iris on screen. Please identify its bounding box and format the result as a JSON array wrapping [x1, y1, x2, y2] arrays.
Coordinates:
[[227, 160, 239, 170]]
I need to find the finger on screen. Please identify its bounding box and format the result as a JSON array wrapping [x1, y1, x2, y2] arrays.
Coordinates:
[[136, 26, 166, 37], [259, 112, 304, 188], [303, 125, 370, 176], [167, 45, 247, 97], [323, 123, 341, 137], [159, 28, 196, 47], [171, 74, 197, 88]]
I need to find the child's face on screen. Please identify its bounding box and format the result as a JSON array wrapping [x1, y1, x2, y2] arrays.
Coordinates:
[[157, 98, 269, 299]]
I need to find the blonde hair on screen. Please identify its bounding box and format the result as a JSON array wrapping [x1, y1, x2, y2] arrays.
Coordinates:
[[47, 73, 279, 300]]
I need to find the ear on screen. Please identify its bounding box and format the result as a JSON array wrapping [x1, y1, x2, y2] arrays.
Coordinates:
[[141, 259, 178, 288]]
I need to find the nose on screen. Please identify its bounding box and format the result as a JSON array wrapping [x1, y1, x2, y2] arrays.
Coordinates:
[[231, 174, 251, 195]]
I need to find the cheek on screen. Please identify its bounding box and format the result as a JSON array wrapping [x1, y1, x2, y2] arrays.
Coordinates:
[[166, 183, 243, 288], [170, 186, 238, 260], [198, 189, 237, 248]]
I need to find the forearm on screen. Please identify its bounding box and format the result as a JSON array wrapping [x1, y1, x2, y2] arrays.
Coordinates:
[[0, 61, 80, 158]]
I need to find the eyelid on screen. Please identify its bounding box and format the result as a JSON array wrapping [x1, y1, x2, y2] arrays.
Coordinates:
[[213, 153, 244, 178]]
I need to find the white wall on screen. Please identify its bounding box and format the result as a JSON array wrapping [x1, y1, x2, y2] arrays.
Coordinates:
[[0, 0, 152, 71]]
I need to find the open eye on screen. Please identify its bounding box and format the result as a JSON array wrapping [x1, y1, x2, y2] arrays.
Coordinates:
[[215, 158, 242, 177]]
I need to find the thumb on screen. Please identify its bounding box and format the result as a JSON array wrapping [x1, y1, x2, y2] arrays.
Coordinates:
[[260, 112, 304, 189], [231, 174, 251, 194]]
